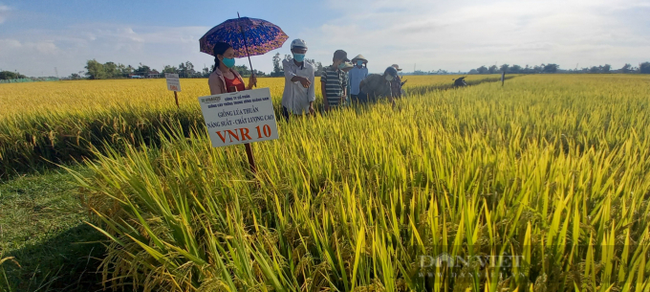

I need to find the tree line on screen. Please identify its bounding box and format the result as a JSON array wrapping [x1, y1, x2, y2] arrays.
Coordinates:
[[469, 62, 650, 74], [78, 59, 267, 80]]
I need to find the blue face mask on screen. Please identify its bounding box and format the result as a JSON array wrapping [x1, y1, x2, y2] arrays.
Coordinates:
[[293, 53, 305, 62], [338, 62, 347, 70], [357, 60, 363, 66], [222, 57, 235, 68]]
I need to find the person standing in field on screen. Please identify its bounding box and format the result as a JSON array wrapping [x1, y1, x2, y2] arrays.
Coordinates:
[[320, 50, 350, 111], [349, 54, 369, 104], [390, 64, 404, 98], [208, 42, 257, 95], [341, 61, 354, 105], [281, 39, 315, 121], [359, 66, 398, 106]]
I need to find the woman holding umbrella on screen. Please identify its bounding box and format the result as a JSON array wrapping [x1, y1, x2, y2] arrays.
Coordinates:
[[208, 42, 257, 94]]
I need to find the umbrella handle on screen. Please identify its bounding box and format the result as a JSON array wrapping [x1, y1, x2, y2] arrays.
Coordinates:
[[238, 12, 256, 87]]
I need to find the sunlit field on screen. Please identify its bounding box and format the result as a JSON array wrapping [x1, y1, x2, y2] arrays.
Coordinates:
[[45, 74, 649, 291], [0, 75, 502, 177], [0, 75, 487, 119]]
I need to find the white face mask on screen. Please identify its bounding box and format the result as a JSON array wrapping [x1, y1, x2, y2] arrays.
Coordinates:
[[386, 75, 394, 81]]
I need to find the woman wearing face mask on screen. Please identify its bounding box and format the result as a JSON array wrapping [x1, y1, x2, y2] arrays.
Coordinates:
[[208, 41, 257, 95], [349, 54, 368, 104]]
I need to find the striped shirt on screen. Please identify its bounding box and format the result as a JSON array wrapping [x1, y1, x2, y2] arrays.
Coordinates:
[[321, 66, 347, 106]]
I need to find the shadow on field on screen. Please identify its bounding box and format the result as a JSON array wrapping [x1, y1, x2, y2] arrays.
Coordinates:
[[2, 224, 133, 292]]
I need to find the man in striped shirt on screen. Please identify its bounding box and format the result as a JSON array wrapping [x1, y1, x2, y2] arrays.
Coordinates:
[[320, 50, 350, 111]]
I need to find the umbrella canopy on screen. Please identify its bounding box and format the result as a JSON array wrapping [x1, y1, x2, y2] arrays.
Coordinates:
[[199, 17, 288, 58]]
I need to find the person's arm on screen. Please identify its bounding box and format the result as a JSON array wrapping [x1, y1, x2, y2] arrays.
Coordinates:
[[321, 81, 329, 111], [340, 74, 347, 104], [308, 72, 316, 114], [246, 74, 257, 90], [320, 71, 330, 111], [208, 74, 224, 95]]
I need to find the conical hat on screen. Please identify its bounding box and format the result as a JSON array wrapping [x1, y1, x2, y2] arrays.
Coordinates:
[[351, 54, 368, 63]]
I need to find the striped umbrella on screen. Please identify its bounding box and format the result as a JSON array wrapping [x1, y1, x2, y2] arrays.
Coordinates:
[[199, 13, 288, 75]]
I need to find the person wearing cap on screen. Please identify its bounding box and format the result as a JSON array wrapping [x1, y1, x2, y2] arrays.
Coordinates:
[[390, 64, 405, 98], [281, 39, 315, 121], [320, 49, 350, 111], [359, 67, 398, 106], [349, 54, 369, 104]]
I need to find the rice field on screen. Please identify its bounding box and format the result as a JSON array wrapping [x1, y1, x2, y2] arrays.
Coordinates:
[[2, 74, 650, 291], [0, 75, 499, 178]]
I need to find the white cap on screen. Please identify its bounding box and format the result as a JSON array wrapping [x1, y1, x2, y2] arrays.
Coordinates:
[[290, 39, 308, 50]]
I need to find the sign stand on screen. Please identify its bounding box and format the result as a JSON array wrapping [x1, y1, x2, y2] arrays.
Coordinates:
[[165, 73, 181, 108], [230, 86, 257, 175], [244, 143, 257, 174]]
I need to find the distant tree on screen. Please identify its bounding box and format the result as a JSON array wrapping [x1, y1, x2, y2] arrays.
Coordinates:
[[184, 61, 195, 77], [202, 66, 211, 77], [162, 65, 178, 74], [468, 69, 479, 74], [640, 62, 650, 74], [104, 61, 121, 78], [0, 71, 26, 79], [488, 65, 498, 74], [621, 63, 632, 73], [499, 64, 509, 73], [134, 63, 151, 76], [602, 64, 611, 73], [272, 53, 282, 77], [69, 73, 82, 80], [477, 66, 488, 74], [233, 65, 251, 76], [252, 69, 266, 77], [510, 65, 522, 73], [589, 66, 600, 73], [543, 64, 558, 73], [85, 59, 106, 79], [305, 58, 324, 76]]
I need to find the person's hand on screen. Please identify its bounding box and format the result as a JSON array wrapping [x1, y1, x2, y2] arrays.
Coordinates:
[[309, 105, 315, 114], [324, 104, 330, 112], [298, 77, 311, 88], [248, 74, 257, 88]]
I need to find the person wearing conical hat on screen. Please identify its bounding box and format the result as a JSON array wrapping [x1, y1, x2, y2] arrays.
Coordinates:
[[349, 54, 369, 104]]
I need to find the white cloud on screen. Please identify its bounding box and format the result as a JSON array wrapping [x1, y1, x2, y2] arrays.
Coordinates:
[[298, 0, 650, 72], [0, 24, 226, 76], [1, 0, 649, 76], [0, 4, 10, 24]]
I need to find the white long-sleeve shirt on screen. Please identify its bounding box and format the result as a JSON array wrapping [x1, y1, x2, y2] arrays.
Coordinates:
[[282, 58, 316, 115]]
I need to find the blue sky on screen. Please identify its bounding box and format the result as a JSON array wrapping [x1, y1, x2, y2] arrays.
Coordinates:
[[1, 0, 649, 77]]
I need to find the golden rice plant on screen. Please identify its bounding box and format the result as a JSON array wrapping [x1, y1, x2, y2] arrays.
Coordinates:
[[70, 74, 650, 291], [0, 75, 500, 178]]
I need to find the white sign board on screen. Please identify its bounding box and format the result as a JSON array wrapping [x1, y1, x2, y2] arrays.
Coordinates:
[[165, 73, 181, 92], [198, 88, 279, 147]]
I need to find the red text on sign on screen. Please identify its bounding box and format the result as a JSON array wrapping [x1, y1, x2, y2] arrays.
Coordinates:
[[215, 125, 272, 143]]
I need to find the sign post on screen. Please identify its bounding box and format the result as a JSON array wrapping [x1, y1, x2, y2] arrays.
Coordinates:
[[165, 73, 181, 108], [198, 88, 279, 174]]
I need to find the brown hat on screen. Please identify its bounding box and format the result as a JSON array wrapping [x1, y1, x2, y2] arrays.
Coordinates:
[[352, 54, 368, 63], [333, 50, 349, 62], [341, 61, 354, 71]]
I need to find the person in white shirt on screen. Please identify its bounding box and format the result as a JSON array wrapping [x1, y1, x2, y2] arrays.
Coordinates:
[[281, 39, 316, 121]]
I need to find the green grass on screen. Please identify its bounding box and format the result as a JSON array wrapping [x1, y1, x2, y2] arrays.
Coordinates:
[[0, 165, 108, 292]]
